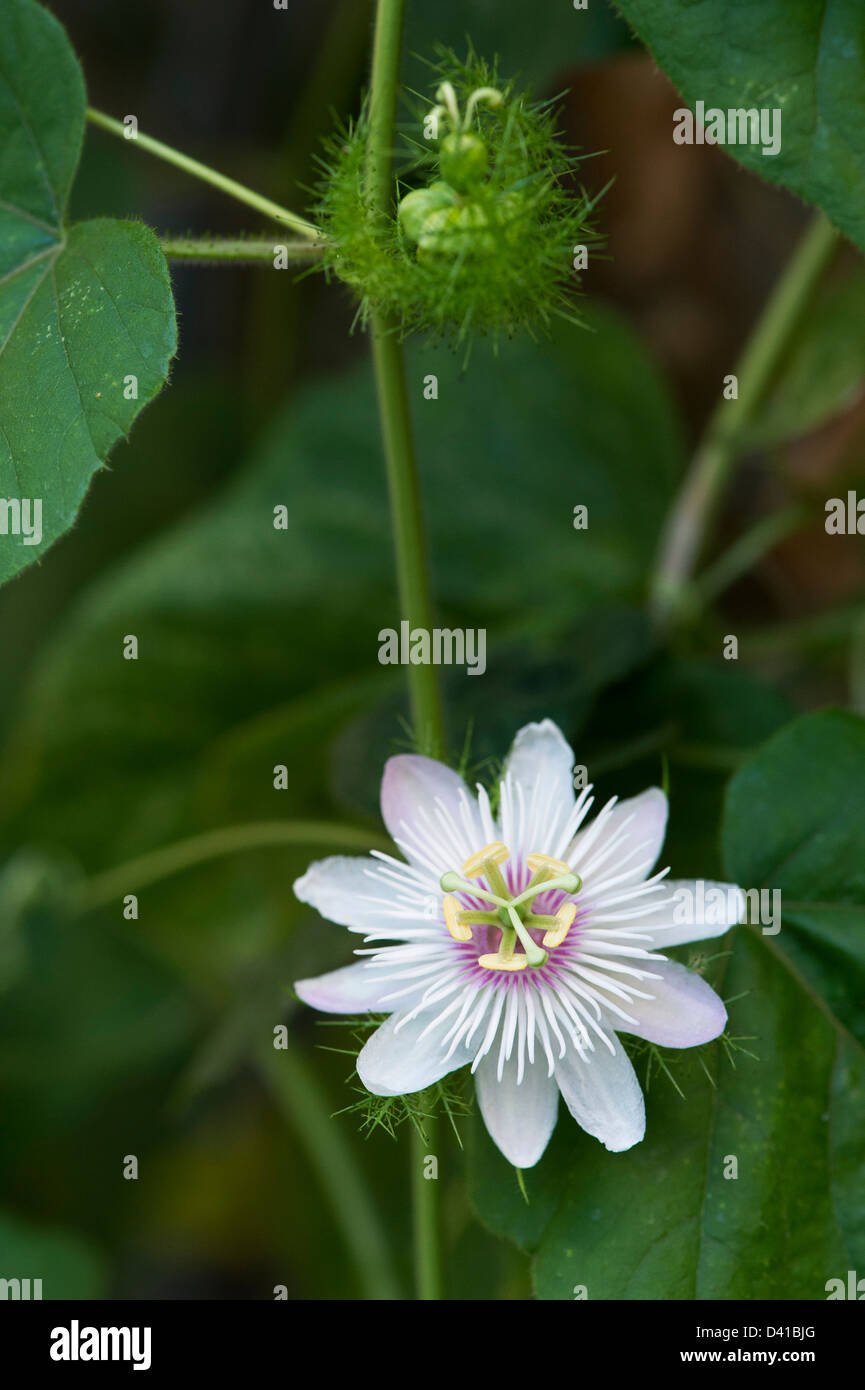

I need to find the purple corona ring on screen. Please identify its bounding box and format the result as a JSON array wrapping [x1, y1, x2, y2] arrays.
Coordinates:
[[294, 720, 743, 1168]]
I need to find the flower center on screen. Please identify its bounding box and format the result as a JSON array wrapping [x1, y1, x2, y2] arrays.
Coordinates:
[[440, 842, 581, 973]]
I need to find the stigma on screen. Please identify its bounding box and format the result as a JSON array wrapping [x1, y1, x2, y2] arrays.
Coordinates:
[[440, 842, 581, 973]]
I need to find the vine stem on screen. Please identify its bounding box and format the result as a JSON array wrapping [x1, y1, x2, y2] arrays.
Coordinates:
[[76, 820, 389, 912], [259, 1042, 402, 1301], [649, 211, 839, 628], [86, 107, 322, 240], [366, 0, 445, 1300], [412, 1115, 442, 1301], [365, 8, 445, 760], [160, 237, 324, 264]]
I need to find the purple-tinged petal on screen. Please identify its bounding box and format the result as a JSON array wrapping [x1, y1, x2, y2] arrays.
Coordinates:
[[570, 787, 668, 888], [623, 879, 745, 948], [612, 957, 727, 1048], [356, 1009, 474, 1096], [501, 720, 576, 856], [554, 1036, 645, 1151], [295, 961, 399, 1014], [475, 1049, 559, 1168], [381, 755, 483, 873], [294, 855, 434, 936]]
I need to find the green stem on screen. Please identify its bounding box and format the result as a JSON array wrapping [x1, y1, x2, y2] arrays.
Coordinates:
[[259, 1042, 402, 1300], [366, 0, 444, 1300], [364, 0, 406, 227], [160, 236, 324, 264], [371, 329, 445, 757], [76, 819, 389, 912], [87, 107, 322, 240], [650, 212, 839, 628], [412, 1115, 442, 1301], [365, 0, 445, 761]]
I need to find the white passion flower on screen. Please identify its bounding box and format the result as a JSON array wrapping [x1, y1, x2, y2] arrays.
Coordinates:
[[293, 721, 743, 1168]]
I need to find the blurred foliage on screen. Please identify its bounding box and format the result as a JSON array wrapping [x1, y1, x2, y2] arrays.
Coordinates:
[[0, 0, 863, 1300]]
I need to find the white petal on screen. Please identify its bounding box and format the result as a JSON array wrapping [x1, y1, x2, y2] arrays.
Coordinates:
[[380, 755, 483, 873], [611, 958, 727, 1048], [475, 1049, 559, 1168], [356, 1009, 473, 1096], [554, 1037, 645, 1151], [294, 855, 433, 936], [294, 961, 399, 1014], [571, 787, 667, 888], [501, 720, 576, 855], [623, 879, 745, 948]]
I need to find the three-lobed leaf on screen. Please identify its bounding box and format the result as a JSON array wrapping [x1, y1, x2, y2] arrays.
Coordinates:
[[0, 0, 176, 586]]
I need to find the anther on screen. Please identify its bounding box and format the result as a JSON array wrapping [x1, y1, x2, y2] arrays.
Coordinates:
[[526, 851, 572, 884], [478, 953, 528, 972], [462, 841, 511, 901], [542, 901, 577, 949], [443, 894, 473, 943]]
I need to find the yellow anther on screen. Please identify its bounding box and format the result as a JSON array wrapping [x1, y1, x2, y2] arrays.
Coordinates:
[[443, 894, 473, 943], [462, 841, 509, 879], [542, 901, 577, 949], [526, 852, 571, 879], [478, 952, 529, 972]]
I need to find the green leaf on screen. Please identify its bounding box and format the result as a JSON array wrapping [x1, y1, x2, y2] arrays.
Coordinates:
[[723, 710, 865, 1049], [472, 708, 865, 1298], [613, 0, 865, 254], [0, 0, 176, 586], [750, 272, 865, 446]]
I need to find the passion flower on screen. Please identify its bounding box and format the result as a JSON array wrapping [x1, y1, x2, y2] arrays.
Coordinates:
[[293, 720, 743, 1168]]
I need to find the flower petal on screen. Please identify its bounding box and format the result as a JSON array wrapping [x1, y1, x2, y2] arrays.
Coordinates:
[[356, 1009, 473, 1096], [571, 787, 668, 888], [623, 879, 745, 948], [501, 719, 576, 855], [474, 1049, 559, 1168], [294, 855, 434, 936], [380, 755, 483, 873], [612, 957, 727, 1048], [554, 1037, 645, 1151], [294, 961, 398, 1014]]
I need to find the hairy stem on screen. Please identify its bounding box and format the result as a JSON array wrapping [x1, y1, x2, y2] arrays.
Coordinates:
[[366, 0, 445, 1301], [260, 1042, 402, 1301], [87, 108, 322, 240], [370, 329, 445, 757], [160, 236, 324, 264], [650, 212, 839, 628], [77, 820, 389, 912], [365, 0, 446, 761]]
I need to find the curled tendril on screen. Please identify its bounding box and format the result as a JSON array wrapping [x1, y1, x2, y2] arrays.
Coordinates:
[[313, 49, 603, 349]]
